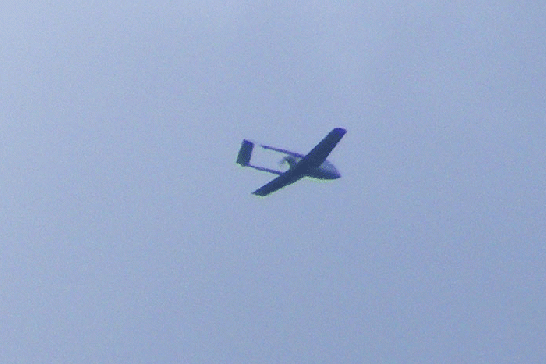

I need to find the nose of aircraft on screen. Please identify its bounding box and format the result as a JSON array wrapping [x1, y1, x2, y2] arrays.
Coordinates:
[[326, 164, 341, 179], [316, 160, 341, 179], [323, 161, 341, 179]]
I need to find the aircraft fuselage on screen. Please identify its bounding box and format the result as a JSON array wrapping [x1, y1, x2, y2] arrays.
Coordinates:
[[237, 127, 346, 196], [287, 156, 340, 179]]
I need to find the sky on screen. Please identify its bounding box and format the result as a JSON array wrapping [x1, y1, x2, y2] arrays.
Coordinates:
[[1, 1, 545, 363]]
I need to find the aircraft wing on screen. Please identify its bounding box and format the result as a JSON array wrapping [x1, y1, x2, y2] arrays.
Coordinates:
[[252, 128, 346, 196], [252, 167, 305, 196], [298, 127, 346, 169]]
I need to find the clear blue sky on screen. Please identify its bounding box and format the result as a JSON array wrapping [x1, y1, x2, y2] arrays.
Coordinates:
[[2, 1, 545, 362]]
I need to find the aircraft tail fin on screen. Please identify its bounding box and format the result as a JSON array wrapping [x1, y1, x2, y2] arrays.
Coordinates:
[[236, 139, 254, 166]]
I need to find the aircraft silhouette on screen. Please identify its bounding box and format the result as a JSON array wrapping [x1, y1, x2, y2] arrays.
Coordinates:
[[237, 128, 346, 196]]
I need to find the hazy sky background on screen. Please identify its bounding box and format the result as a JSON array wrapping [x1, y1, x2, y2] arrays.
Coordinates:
[[2, 1, 545, 363]]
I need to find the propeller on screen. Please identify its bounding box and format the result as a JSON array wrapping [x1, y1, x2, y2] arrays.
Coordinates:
[[279, 156, 297, 169]]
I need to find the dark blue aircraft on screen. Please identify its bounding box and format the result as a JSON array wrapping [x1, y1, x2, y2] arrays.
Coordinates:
[[236, 128, 346, 196]]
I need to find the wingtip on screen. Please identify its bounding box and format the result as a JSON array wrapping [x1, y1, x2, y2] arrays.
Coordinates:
[[333, 127, 347, 135], [252, 191, 268, 197]]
